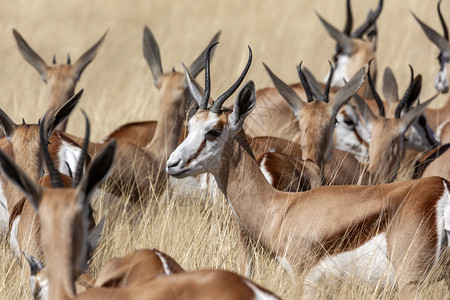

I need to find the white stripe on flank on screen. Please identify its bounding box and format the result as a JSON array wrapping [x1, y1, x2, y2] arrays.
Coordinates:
[[10, 216, 21, 260], [259, 155, 273, 185], [0, 180, 9, 236], [244, 279, 279, 300], [153, 249, 173, 275]]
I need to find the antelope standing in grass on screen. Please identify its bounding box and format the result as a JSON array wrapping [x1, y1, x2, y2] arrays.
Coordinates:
[[0, 91, 86, 235], [0, 137, 279, 299], [244, 0, 383, 142], [167, 46, 450, 296], [13, 30, 107, 132]]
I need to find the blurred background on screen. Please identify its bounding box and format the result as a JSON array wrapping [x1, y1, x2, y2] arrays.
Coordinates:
[[0, 0, 445, 140]]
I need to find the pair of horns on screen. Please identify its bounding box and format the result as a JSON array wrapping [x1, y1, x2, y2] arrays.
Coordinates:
[[40, 110, 90, 188], [298, 61, 334, 103], [52, 54, 71, 65], [368, 60, 419, 119], [199, 43, 252, 113]]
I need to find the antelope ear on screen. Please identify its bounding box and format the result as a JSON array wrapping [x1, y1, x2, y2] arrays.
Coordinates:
[[45, 89, 83, 136], [353, 94, 377, 131], [188, 30, 221, 78], [73, 31, 107, 81], [0, 109, 17, 143], [0, 148, 42, 211], [77, 140, 116, 207], [12, 29, 49, 82], [229, 81, 256, 131], [263, 63, 305, 118], [382, 67, 398, 104], [143, 26, 163, 88], [316, 11, 353, 55], [399, 94, 438, 135], [183, 63, 204, 107], [87, 215, 106, 255], [412, 12, 450, 58], [329, 66, 367, 117]]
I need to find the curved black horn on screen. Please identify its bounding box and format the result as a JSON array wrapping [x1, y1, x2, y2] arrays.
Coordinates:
[[67, 53, 71, 65], [395, 65, 414, 119], [211, 46, 252, 113], [72, 111, 90, 187], [344, 0, 353, 35], [438, 0, 449, 41], [323, 61, 335, 103], [297, 62, 314, 103], [351, 0, 383, 38], [368, 60, 385, 117], [52, 55, 56, 65], [40, 113, 63, 188], [200, 42, 218, 109]]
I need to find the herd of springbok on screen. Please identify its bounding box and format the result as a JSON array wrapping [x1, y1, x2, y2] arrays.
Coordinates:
[[1, 0, 450, 299]]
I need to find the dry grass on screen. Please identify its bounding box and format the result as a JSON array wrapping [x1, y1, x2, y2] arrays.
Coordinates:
[[0, 0, 449, 299]]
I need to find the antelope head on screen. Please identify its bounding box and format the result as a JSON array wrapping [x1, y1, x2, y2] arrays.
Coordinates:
[[0, 90, 83, 211], [316, 0, 383, 92], [0, 115, 116, 299], [412, 0, 450, 93], [263, 61, 366, 168], [12, 30, 107, 131], [381, 66, 439, 151], [167, 43, 254, 179], [354, 64, 438, 183], [143, 26, 221, 120]]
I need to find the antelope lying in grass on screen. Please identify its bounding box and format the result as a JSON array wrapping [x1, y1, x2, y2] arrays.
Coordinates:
[[244, 0, 383, 142], [0, 91, 86, 235], [24, 247, 185, 299], [64, 26, 220, 202], [0, 136, 279, 299], [13, 30, 107, 132], [0, 132, 117, 300], [167, 46, 450, 296], [412, 0, 450, 131]]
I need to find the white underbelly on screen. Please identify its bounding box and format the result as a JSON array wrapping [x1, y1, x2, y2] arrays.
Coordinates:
[[305, 233, 395, 288], [0, 180, 9, 236]]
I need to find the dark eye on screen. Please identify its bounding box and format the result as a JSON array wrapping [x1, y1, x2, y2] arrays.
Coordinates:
[[206, 129, 221, 138]]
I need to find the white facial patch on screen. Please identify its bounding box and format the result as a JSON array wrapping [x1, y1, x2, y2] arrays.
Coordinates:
[[305, 233, 395, 290], [153, 249, 173, 275], [57, 139, 83, 178], [167, 113, 228, 177], [435, 62, 449, 93], [324, 55, 349, 87], [333, 104, 370, 161], [0, 180, 9, 236]]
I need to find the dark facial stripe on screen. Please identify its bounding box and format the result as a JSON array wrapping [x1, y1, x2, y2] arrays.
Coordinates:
[[185, 140, 206, 167]]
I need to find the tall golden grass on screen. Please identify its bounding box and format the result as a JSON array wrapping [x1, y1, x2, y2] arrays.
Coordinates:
[[0, 0, 449, 299]]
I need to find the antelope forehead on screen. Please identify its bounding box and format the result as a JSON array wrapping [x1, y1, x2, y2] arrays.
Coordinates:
[[190, 113, 224, 134]]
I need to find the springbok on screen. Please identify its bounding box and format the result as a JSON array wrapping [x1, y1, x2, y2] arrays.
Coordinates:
[[13, 30, 107, 132], [63, 26, 220, 202], [243, 0, 383, 140], [412, 0, 450, 131], [167, 46, 450, 296], [0, 91, 86, 235], [0, 132, 117, 300], [0, 138, 279, 299], [24, 247, 184, 299], [98, 26, 220, 148]]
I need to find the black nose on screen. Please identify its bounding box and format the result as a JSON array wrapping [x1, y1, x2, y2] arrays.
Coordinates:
[[167, 159, 181, 168]]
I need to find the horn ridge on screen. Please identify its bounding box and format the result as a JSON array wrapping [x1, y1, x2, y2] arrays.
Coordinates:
[[297, 62, 314, 103], [40, 113, 63, 188], [368, 60, 385, 117], [72, 110, 90, 187], [211, 45, 253, 112], [351, 0, 383, 38], [438, 0, 449, 41], [344, 0, 353, 35], [324, 61, 335, 103], [200, 42, 219, 109], [395, 65, 414, 119]]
